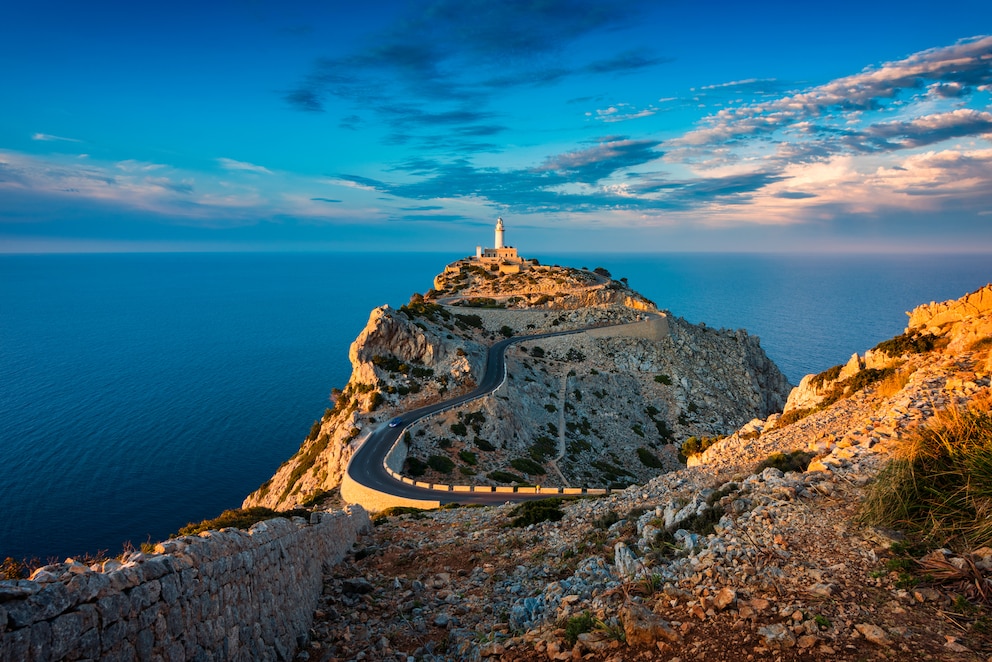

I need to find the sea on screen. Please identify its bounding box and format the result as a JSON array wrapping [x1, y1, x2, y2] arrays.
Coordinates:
[[1, 251, 989, 562]]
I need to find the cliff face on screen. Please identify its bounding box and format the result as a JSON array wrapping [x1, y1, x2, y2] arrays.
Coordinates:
[[301, 285, 992, 662], [244, 262, 792, 510]]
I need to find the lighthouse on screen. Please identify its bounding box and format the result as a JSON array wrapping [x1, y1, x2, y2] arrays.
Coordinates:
[[495, 217, 505, 249]]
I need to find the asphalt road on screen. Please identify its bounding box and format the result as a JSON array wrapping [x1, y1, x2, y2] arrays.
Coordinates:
[[344, 322, 622, 506]]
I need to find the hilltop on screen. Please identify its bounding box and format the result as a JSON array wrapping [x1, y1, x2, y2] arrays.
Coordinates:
[[296, 284, 992, 661], [243, 261, 791, 511]]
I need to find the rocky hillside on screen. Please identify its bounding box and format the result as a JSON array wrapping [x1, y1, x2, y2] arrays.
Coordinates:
[[243, 262, 791, 510], [295, 284, 992, 662]]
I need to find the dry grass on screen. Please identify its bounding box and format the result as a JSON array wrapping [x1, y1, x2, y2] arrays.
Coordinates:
[[874, 367, 915, 399], [860, 395, 992, 552]]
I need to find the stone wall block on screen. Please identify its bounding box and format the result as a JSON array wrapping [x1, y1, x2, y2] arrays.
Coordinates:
[[158, 574, 180, 605], [0, 627, 29, 662], [6, 582, 71, 629], [67, 571, 110, 605], [29, 620, 51, 661], [49, 611, 82, 660]]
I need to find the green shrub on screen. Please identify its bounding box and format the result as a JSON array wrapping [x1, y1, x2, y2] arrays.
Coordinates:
[[508, 497, 567, 527], [530, 346, 545, 358], [177, 506, 309, 537], [450, 422, 468, 436], [475, 437, 496, 452], [756, 450, 814, 474], [873, 331, 940, 358], [487, 470, 525, 484], [860, 403, 992, 551], [459, 450, 478, 465], [530, 436, 557, 461], [428, 455, 455, 474], [510, 457, 546, 475], [544, 403, 557, 413], [631, 424, 645, 438], [500, 325, 514, 337], [306, 420, 322, 442], [405, 457, 428, 476], [564, 611, 596, 645], [810, 364, 843, 388], [654, 374, 672, 385], [637, 447, 664, 468], [454, 313, 484, 329], [680, 435, 725, 457]]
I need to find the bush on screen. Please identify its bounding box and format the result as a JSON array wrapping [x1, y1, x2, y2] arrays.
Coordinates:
[[450, 422, 468, 436], [475, 437, 496, 452], [530, 436, 557, 461], [654, 374, 672, 385], [405, 457, 428, 477], [177, 507, 309, 537], [860, 402, 992, 551], [459, 450, 478, 465], [810, 364, 842, 388], [508, 497, 567, 527], [756, 450, 814, 474], [873, 331, 941, 358], [427, 455, 455, 474], [454, 313, 484, 329], [564, 611, 596, 645], [487, 470, 525, 484], [530, 346, 545, 358], [511, 457, 546, 475], [637, 447, 664, 468], [500, 325, 514, 337], [681, 435, 725, 457]]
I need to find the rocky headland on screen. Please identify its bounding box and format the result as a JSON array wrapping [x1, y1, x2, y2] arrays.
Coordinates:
[[292, 282, 992, 661], [243, 261, 791, 511]]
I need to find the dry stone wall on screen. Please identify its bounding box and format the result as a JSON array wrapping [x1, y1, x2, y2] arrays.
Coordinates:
[[0, 506, 371, 662]]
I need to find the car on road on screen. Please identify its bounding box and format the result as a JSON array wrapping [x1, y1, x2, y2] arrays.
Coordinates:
[[388, 417, 403, 428]]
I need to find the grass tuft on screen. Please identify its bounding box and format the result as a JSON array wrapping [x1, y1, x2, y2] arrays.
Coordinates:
[[859, 398, 992, 551]]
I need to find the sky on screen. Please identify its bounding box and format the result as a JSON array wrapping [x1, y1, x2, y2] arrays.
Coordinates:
[[2, 0, 991, 254]]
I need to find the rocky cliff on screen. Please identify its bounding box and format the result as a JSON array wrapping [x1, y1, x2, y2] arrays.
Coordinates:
[[295, 284, 992, 662], [243, 262, 791, 511]]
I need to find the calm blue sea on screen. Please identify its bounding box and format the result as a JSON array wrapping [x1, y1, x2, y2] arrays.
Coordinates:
[[1, 252, 989, 561]]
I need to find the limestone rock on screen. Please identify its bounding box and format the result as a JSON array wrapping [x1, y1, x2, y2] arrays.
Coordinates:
[[620, 602, 680, 647]]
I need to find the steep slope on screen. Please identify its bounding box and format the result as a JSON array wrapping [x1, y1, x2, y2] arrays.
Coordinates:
[[244, 261, 791, 510], [298, 284, 992, 662]]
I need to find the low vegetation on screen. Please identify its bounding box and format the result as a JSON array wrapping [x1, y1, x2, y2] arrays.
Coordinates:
[[860, 399, 992, 551], [507, 497, 569, 527], [755, 450, 815, 474], [176, 506, 310, 538]]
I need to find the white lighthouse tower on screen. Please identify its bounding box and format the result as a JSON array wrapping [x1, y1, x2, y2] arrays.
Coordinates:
[[494, 217, 505, 249]]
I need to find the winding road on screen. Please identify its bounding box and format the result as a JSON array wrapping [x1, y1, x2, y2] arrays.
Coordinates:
[[344, 322, 625, 506]]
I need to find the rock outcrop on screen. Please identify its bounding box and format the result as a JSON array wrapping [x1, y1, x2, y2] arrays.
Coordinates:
[[244, 261, 792, 511], [296, 284, 992, 662]]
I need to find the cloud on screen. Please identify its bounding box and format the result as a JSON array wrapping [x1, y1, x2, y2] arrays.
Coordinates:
[[536, 138, 662, 183], [284, 0, 663, 149], [31, 133, 81, 143], [698, 78, 779, 92], [584, 50, 671, 74], [310, 197, 342, 203], [673, 35, 992, 155], [217, 158, 273, 174], [862, 109, 992, 149], [591, 103, 658, 123]]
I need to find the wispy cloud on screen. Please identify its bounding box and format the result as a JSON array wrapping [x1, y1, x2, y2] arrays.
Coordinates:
[[284, 0, 664, 149], [31, 133, 82, 143], [217, 158, 273, 174]]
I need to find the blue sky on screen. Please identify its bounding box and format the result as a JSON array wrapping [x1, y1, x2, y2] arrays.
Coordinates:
[[2, 0, 991, 253]]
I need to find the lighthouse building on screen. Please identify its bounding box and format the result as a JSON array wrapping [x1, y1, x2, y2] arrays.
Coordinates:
[[474, 217, 530, 274]]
